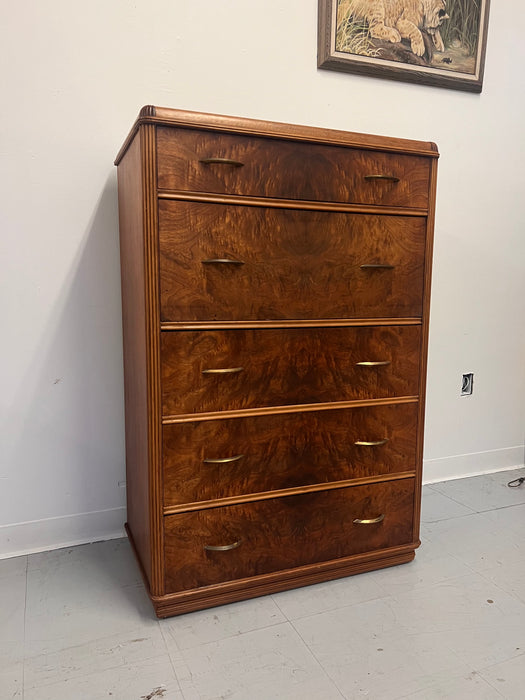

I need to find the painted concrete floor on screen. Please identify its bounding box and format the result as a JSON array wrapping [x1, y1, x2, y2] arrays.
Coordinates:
[[1, 469, 525, 700]]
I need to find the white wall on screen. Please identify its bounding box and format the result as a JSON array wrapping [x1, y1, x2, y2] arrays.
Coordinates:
[[1, 0, 524, 557]]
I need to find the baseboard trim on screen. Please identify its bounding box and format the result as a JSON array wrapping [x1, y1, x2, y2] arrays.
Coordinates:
[[0, 507, 126, 560], [423, 445, 524, 484], [1, 447, 524, 559]]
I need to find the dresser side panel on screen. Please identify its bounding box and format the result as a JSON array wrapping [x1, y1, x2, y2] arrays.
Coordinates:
[[140, 124, 164, 595], [413, 155, 439, 540], [117, 134, 152, 585]]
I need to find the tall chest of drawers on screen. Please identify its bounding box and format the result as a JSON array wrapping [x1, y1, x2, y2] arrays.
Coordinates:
[[115, 106, 438, 618]]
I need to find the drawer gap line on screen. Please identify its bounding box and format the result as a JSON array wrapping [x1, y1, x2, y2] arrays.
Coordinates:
[[163, 472, 416, 514], [160, 318, 423, 331], [157, 190, 428, 217], [162, 396, 420, 424]]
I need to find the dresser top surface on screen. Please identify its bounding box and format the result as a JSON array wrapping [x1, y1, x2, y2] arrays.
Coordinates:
[[115, 105, 439, 165]]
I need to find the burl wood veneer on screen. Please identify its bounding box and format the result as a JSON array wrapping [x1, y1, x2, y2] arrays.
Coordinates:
[[115, 106, 438, 618]]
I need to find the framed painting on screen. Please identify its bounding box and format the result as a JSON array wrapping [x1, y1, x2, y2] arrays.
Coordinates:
[[318, 0, 491, 92]]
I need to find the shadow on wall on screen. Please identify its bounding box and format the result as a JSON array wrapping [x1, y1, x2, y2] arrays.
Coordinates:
[[3, 172, 127, 528]]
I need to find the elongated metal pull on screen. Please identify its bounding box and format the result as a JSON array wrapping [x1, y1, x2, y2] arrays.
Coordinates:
[[360, 263, 395, 270], [364, 174, 400, 182], [354, 438, 389, 447], [353, 514, 385, 525], [199, 157, 244, 167], [202, 367, 244, 375], [203, 454, 244, 464], [355, 361, 391, 367], [202, 258, 245, 265], [204, 539, 242, 552]]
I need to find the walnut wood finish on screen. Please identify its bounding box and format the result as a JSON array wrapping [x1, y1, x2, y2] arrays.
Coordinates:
[[130, 523, 416, 617], [162, 403, 418, 507], [156, 127, 430, 208], [116, 107, 437, 617], [159, 202, 426, 321], [160, 325, 421, 415], [116, 106, 438, 165], [117, 134, 153, 584], [164, 479, 414, 592], [412, 155, 439, 544]]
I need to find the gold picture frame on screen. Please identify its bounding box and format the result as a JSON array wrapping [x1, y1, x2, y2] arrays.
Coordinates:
[[318, 0, 491, 92]]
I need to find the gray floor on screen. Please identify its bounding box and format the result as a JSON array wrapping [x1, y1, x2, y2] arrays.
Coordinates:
[[2, 470, 525, 700]]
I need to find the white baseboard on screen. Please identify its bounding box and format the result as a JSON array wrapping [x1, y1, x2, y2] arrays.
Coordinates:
[[0, 507, 126, 560], [1, 448, 524, 559], [423, 445, 524, 484]]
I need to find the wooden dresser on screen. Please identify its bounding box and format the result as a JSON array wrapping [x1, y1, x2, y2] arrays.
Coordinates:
[[115, 106, 438, 618]]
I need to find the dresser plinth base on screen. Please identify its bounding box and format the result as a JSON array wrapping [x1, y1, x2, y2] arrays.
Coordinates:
[[153, 549, 417, 619], [126, 523, 418, 618]]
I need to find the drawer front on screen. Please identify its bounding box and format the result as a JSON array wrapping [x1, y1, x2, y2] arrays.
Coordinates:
[[156, 127, 430, 208], [163, 403, 418, 507], [159, 202, 426, 321], [161, 326, 420, 415], [164, 480, 415, 591]]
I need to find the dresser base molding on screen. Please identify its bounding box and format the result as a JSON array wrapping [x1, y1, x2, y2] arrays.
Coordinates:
[[126, 522, 417, 618]]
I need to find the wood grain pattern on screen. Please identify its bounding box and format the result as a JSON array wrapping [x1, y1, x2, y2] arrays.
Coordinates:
[[115, 106, 438, 166], [163, 396, 418, 424], [164, 479, 415, 592], [159, 190, 427, 217], [162, 403, 418, 506], [153, 547, 416, 617], [161, 318, 421, 331], [140, 124, 165, 596], [163, 473, 416, 515], [116, 130, 152, 585], [412, 155, 439, 543], [156, 127, 431, 208], [161, 325, 421, 415], [159, 202, 426, 321], [116, 107, 437, 618]]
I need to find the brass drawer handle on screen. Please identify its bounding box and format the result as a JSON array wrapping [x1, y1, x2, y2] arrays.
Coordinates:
[[199, 157, 244, 167], [202, 367, 244, 375], [360, 263, 395, 270], [204, 539, 242, 552], [354, 439, 389, 447], [203, 454, 245, 464], [364, 174, 400, 182], [202, 258, 245, 265], [355, 361, 391, 367], [353, 514, 385, 525]]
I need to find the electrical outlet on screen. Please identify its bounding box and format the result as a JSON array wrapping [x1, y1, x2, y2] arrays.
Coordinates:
[[461, 373, 474, 396]]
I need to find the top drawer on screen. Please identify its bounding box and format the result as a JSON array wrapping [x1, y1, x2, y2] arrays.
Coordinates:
[[156, 127, 431, 209]]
